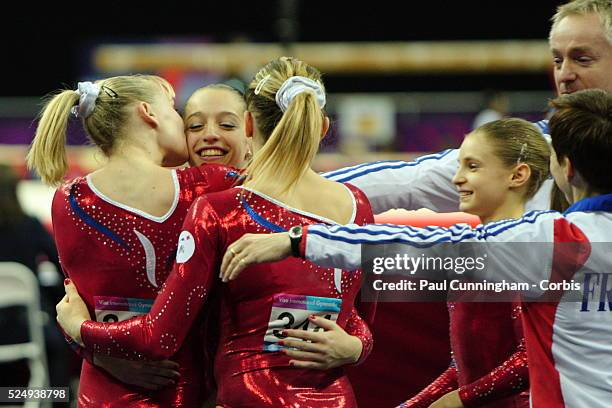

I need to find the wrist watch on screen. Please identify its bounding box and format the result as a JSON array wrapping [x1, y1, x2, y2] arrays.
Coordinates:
[[288, 226, 303, 258]]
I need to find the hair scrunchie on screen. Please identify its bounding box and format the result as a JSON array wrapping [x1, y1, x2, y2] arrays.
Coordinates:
[[71, 81, 100, 118], [275, 76, 326, 113]]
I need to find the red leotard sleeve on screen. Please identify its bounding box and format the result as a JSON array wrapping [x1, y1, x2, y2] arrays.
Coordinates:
[[458, 325, 529, 406], [344, 307, 373, 365]]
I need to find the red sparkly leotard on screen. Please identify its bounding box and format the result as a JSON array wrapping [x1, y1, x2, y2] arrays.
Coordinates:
[[52, 165, 240, 407], [400, 301, 529, 408], [80, 184, 374, 408]]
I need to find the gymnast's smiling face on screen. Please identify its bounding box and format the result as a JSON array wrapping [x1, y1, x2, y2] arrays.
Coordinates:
[[184, 87, 250, 169]]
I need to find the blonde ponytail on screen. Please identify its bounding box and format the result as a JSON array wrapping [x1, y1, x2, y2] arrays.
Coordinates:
[[27, 74, 174, 186], [26, 90, 80, 186], [244, 57, 325, 195], [246, 91, 322, 194]]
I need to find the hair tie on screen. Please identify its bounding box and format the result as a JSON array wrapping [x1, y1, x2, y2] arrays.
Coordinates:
[[71, 81, 100, 118], [275, 76, 326, 113]]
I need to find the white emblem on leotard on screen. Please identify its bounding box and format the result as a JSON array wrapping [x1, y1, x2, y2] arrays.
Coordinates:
[[134, 229, 157, 288], [176, 231, 195, 264], [334, 268, 342, 293]]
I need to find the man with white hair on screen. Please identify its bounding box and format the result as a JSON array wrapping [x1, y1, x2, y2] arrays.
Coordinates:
[[550, 0, 611, 95]]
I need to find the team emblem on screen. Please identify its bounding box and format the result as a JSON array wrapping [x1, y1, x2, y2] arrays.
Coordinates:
[[176, 231, 195, 263]]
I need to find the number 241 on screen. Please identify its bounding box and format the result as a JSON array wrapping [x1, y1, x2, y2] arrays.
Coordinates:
[[273, 312, 332, 339]]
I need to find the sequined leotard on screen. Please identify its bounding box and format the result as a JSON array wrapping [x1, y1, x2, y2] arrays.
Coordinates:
[[400, 301, 529, 407], [79, 184, 374, 407], [52, 165, 239, 407]]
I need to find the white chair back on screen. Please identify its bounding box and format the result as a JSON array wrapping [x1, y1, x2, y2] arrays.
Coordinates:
[[0, 262, 50, 408]]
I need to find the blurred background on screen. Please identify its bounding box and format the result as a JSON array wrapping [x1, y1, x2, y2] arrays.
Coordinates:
[[0, 0, 560, 406], [0, 0, 560, 224]]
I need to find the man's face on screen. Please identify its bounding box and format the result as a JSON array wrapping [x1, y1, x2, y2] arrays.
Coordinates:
[[549, 13, 612, 95]]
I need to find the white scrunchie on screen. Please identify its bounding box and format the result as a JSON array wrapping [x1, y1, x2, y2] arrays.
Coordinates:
[[275, 76, 326, 113], [71, 81, 100, 118]]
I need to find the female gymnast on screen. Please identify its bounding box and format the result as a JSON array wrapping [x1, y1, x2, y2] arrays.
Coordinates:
[[28, 75, 241, 406], [400, 118, 550, 408]]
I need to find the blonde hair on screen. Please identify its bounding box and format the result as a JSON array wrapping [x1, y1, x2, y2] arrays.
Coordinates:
[[475, 118, 551, 199], [550, 0, 612, 42], [26, 75, 173, 186], [243, 57, 325, 195]]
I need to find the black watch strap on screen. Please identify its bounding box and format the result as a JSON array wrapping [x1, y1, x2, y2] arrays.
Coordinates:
[[289, 226, 302, 258]]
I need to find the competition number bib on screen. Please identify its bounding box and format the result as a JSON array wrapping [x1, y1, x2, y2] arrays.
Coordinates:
[[94, 296, 153, 322], [264, 293, 341, 352]]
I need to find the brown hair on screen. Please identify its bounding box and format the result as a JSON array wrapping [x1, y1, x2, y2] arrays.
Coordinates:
[[475, 118, 551, 199], [549, 89, 612, 193], [184, 83, 246, 116], [243, 57, 325, 195], [26, 75, 173, 186]]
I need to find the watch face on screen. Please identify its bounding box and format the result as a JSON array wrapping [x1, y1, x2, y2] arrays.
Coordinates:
[[289, 226, 302, 238]]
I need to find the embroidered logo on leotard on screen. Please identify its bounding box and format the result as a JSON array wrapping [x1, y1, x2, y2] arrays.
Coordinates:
[[176, 231, 195, 263]]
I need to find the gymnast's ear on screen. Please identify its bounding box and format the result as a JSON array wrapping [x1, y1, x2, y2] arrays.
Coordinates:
[[510, 163, 531, 189], [244, 111, 254, 139], [321, 116, 330, 140]]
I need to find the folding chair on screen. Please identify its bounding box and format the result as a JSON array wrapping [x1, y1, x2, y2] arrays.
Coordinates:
[[0, 262, 50, 408]]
